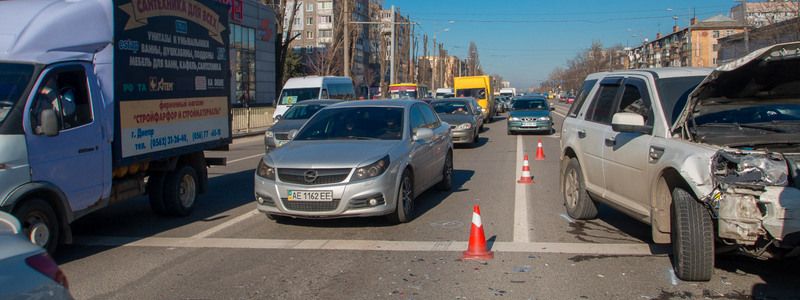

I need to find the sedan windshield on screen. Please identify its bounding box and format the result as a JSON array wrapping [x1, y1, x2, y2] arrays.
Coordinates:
[[294, 107, 404, 140], [432, 101, 472, 115], [513, 99, 548, 110], [0, 63, 34, 126], [282, 104, 329, 120], [279, 88, 320, 105]]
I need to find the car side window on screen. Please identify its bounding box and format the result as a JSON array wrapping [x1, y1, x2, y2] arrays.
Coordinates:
[[30, 67, 93, 134], [617, 80, 654, 127], [419, 104, 440, 128], [568, 79, 598, 117], [585, 83, 620, 125], [409, 105, 426, 131]]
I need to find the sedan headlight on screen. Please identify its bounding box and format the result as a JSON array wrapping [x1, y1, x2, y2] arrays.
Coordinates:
[[353, 155, 390, 181], [540, 116, 551, 121], [256, 159, 276, 180], [265, 130, 274, 138], [456, 123, 472, 130], [509, 116, 521, 121]]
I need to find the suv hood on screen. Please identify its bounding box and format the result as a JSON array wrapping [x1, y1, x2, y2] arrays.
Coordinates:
[[673, 41, 800, 134]]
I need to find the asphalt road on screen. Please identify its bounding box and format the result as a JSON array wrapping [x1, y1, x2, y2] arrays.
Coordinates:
[[58, 102, 800, 300]]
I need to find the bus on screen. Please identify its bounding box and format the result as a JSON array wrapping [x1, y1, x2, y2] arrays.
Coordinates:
[[454, 75, 495, 120], [388, 83, 429, 99]]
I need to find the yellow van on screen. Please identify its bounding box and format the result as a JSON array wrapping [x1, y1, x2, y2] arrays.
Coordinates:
[[454, 76, 494, 120]]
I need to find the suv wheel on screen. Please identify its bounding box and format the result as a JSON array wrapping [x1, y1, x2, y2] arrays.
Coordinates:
[[562, 158, 597, 219], [670, 187, 714, 281]]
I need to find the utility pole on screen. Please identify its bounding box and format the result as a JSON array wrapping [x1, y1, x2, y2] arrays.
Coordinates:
[[389, 5, 396, 84], [431, 34, 436, 91], [740, 0, 750, 54], [343, 0, 350, 77]]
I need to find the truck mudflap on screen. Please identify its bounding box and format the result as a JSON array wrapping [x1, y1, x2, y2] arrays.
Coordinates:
[[709, 150, 800, 250]]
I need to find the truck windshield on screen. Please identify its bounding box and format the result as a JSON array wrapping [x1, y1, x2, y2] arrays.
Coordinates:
[[279, 88, 321, 105], [456, 88, 486, 100], [390, 90, 417, 99], [0, 63, 34, 127]]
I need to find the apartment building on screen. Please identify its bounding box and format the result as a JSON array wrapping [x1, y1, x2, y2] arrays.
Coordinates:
[[626, 16, 745, 69], [731, 0, 799, 28]]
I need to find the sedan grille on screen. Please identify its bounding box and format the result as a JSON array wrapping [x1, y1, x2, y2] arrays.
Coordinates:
[[281, 198, 341, 212], [278, 168, 351, 185], [275, 133, 290, 140]]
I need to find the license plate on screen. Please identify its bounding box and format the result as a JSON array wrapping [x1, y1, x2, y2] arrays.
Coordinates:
[[522, 122, 537, 127], [287, 190, 333, 202]]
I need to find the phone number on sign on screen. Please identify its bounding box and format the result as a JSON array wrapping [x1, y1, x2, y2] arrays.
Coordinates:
[[150, 134, 189, 149]]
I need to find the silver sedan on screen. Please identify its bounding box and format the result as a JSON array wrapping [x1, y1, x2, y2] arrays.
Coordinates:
[[254, 100, 454, 223]]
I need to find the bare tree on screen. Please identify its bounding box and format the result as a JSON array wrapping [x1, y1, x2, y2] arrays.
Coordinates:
[[467, 41, 482, 76], [379, 35, 388, 97], [264, 0, 301, 94]]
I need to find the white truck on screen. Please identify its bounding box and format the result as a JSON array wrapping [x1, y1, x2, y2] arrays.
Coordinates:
[[0, 0, 232, 253], [499, 87, 516, 98]]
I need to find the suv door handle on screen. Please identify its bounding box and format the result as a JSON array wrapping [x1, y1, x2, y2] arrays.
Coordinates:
[[604, 137, 616, 147], [577, 129, 586, 138]]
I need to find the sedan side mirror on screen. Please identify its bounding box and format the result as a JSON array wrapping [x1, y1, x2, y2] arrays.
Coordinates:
[[40, 109, 59, 137], [611, 112, 651, 134], [413, 128, 434, 141]]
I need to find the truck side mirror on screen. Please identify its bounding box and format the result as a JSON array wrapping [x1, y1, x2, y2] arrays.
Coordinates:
[[40, 109, 59, 137]]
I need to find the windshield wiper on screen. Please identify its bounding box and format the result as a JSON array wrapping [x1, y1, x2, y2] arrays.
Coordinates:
[[698, 122, 787, 133]]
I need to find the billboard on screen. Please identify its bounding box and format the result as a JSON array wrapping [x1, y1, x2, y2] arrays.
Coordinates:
[[113, 0, 230, 164]]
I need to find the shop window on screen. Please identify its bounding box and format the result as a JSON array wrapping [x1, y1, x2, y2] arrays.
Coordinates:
[[230, 24, 257, 106]]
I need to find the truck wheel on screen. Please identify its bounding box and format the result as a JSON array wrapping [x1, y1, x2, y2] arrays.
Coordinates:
[[562, 158, 597, 220], [671, 187, 714, 281], [14, 199, 60, 254], [147, 172, 168, 216], [163, 165, 198, 217]]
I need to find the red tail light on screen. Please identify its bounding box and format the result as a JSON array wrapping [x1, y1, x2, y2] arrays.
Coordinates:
[[25, 252, 69, 289]]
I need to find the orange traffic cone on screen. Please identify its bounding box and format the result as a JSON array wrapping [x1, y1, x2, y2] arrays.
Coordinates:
[[535, 138, 546, 161], [462, 205, 494, 260], [517, 154, 534, 184]]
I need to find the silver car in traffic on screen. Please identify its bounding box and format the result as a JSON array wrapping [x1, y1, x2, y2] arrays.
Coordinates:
[[254, 100, 453, 223], [265, 100, 342, 152]]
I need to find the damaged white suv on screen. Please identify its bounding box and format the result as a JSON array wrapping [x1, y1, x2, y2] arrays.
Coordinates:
[[560, 42, 800, 281]]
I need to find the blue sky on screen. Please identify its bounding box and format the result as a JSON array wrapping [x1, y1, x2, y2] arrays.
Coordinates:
[[385, 0, 739, 89]]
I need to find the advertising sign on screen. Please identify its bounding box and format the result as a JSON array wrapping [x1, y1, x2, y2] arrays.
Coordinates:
[[114, 0, 230, 163]]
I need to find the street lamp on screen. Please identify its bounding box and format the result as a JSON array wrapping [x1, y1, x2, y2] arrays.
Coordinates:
[[431, 24, 452, 90]]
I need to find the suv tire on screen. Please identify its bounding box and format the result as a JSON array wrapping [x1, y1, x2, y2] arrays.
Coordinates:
[[670, 187, 714, 281], [562, 158, 597, 220]]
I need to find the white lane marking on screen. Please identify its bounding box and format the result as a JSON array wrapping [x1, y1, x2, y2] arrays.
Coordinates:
[[227, 154, 264, 165], [191, 209, 259, 239], [73, 236, 661, 256], [542, 134, 561, 139], [560, 213, 576, 224], [552, 110, 567, 118], [514, 134, 530, 242]]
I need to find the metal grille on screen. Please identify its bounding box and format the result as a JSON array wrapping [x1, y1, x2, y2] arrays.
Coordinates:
[[281, 199, 341, 212], [278, 168, 351, 185], [521, 117, 539, 122], [275, 133, 290, 140]]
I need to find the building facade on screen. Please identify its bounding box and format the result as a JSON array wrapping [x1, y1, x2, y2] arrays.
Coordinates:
[[626, 16, 745, 69], [221, 0, 277, 106], [731, 0, 799, 28], [718, 17, 800, 63]]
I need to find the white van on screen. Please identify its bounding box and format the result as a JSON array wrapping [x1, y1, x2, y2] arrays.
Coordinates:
[[435, 88, 454, 98], [273, 76, 355, 119]]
